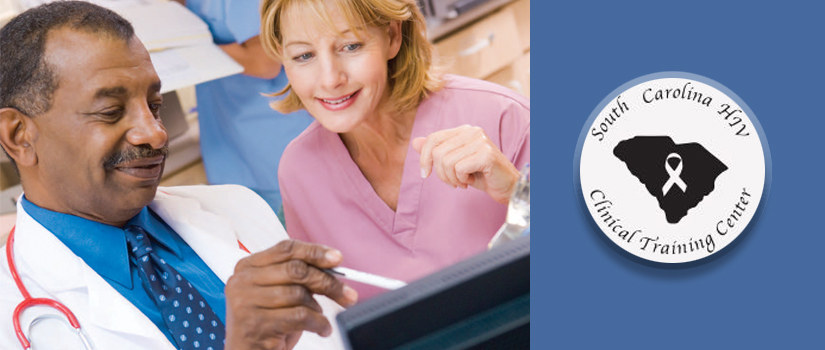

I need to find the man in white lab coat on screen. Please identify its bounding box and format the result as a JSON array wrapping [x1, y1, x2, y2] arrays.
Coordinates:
[[0, 2, 355, 349]]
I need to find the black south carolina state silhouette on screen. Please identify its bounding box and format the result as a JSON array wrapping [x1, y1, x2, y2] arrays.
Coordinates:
[[613, 136, 728, 223]]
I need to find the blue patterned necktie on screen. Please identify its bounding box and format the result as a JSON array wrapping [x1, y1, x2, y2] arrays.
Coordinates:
[[124, 225, 225, 350]]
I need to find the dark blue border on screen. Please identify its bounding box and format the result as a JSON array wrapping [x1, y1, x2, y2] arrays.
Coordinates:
[[534, 1, 825, 348]]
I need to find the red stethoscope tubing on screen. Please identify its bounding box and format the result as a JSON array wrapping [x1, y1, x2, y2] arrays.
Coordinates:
[[6, 226, 84, 349], [5, 222, 250, 349]]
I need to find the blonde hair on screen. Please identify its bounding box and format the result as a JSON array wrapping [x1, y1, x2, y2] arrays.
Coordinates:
[[260, 0, 442, 114]]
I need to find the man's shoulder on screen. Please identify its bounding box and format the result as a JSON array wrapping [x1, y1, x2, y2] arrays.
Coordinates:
[[153, 185, 286, 251], [153, 184, 275, 219], [155, 184, 259, 200], [0, 265, 24, 348]]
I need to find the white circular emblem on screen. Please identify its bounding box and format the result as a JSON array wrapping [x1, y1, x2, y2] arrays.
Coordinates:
[[577, 72, 769, 264]]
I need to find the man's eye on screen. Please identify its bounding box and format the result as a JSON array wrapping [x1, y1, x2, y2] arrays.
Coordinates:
[[149, 103, 162, 117], [99, 108, 124, 120]]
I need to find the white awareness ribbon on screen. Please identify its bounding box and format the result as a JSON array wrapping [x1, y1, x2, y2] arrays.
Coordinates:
[[662, 153, 687, 196]]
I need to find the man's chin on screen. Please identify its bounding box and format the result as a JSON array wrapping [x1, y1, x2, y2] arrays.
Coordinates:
[[115, 187, 159, 216], [87, 187, 158, 227]]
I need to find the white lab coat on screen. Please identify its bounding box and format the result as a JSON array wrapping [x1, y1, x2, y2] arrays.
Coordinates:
[[0, 185, 344, 350]]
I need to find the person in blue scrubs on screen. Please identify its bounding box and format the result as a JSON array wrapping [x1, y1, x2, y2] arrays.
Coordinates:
[[178, 0, 313, 221]]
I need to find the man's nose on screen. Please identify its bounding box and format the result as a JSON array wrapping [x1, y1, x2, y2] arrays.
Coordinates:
[[126, 104, 167, 149]]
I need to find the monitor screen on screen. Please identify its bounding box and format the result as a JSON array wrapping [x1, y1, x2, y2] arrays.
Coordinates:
[[336, 235, 530, 350]]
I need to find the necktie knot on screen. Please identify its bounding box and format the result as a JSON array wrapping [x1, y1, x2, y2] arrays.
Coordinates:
[[125, 225, 154, 258]]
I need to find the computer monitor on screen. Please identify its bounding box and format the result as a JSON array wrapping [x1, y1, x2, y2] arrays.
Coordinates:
[[336, 235, 530, 350]]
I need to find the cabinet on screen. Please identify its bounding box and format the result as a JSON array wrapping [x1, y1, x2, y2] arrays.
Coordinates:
[[433, 0, 530, 97]]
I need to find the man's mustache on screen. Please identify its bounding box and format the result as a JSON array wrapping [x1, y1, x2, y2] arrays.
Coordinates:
[[103, 145, 169, 170]]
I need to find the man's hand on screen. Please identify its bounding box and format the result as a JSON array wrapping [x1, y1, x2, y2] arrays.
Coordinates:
[[224, 240, 358, 350], [413, 125, 520, 204]]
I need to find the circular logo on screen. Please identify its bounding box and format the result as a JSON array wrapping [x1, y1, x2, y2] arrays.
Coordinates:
[[577, 72, 769, 264]]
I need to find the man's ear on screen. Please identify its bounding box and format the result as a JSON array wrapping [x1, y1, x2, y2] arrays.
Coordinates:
[[386, 20, 403, 60], [0, 108, 38, 167]]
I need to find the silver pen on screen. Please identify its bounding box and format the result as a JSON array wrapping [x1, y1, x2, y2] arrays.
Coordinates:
[[324, 267, 407, 290]]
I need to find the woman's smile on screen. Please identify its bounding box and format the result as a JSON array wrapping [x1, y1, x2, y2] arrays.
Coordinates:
[[317, 89, 361, 111]]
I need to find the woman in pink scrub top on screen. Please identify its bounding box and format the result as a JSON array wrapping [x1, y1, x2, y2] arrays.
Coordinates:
[[261, 0, 530, 300]]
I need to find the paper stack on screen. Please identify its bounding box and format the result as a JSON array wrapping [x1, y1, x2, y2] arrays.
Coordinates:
[[113, 1, 213, 52], [0, 0, 21, 28], [9, 0, 242, 93]]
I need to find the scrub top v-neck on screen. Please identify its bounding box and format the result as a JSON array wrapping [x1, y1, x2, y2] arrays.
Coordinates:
[[279, 75, 530, 299]]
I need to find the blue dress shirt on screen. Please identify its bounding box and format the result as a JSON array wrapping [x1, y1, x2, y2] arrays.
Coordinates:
[[21, 196, 226, 345]]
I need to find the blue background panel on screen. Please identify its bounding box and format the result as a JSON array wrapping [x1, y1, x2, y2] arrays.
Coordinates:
[[533, 1, 824, 348]]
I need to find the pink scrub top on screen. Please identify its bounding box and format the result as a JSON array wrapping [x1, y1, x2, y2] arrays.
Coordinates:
[[279, 75, 530, 299]]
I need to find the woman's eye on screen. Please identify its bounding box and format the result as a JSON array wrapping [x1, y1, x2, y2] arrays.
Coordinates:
[[343, 43, 362, 52], [293, 52, 314, 62]]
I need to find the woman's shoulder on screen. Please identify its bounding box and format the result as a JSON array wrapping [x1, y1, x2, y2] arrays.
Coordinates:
[[279, 121, 333, 174], [417, 75, 530, 128], [432, 74, 530, 110]]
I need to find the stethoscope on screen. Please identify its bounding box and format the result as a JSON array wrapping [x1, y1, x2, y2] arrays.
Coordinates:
[[6, 227, 94, 349]]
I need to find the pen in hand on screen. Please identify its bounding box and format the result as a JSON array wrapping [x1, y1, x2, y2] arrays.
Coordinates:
[[324, 267, 407, 290]]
